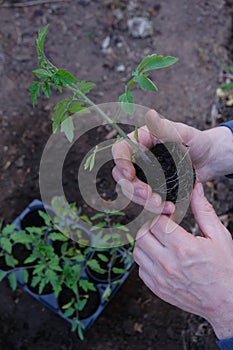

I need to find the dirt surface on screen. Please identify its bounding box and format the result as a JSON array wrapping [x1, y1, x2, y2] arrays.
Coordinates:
[[0, 0, 233, 349]]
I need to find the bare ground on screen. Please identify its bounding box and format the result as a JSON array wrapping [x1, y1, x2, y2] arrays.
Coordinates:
[[0, 0, 233, 349]]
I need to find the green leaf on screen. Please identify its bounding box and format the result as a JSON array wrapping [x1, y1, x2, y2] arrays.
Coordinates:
[[42, 81, 51, 97], [77, 298, 87, 311], [220, 82, 233, 92], [36, 25, 49, 67], [62, 300, 73, 310], [78, 324, 84, 341], [31, 275, 41, 288], [0, 270, 7, 282], [61, 116, 74, 142], [24, 253, 38, 264], [79, 80, 96, 94], [79, 279, 96, 292], [134, 127, 139, 142], [112, 267, 126, 274], [87, 259, 106, 274], [71, 319, 78, 332], [102, 285, 112, 301], [84, 147, 98, 171], [63, 307, 75, 318], [68, 101, 86, 114], [1, 238, 12, 254], [90, 213, 106, 220], [52, 97, 72, 132], [1, 224, 16, 235], [48, 232, 67, 241], [5, 254, 16, 268], [136, 54, 178, 73], [133, 75, 158, 92], [54, 70, 78, 86], [97, 253, 109, 262], [118, 90, 134, 115], [21, 269, 29, 283], [126, 233, 135, 245], [29, 81, 41, 107], [33, 68, 52, 80], [8, 273, 17, 290], [36, 24, 49, 56]]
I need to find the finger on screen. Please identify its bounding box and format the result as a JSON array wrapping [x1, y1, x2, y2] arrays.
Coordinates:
[[112, 126, 154, 179], [191, 183, 229, 240], [145, 110, 208, 168], [149, 214, 195, 247], [113, 167, 175, 214], [112, 139, 135, 180], [145, 110, 193, 145]]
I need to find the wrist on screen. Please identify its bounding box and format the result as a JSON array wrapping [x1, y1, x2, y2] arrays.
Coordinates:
[[202, 126, 233, 179]]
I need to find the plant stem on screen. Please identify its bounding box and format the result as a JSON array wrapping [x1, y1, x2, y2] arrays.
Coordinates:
[[67, 84, 151, 164]]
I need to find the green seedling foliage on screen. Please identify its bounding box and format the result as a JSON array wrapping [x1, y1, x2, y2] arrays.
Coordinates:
[[30, 26, 177, 171]]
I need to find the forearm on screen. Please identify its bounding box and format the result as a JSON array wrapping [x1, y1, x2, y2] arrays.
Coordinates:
[[203, 124, 233, 179]]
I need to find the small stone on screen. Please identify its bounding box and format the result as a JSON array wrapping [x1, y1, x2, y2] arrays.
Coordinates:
[[127, 17, 154, 38], [15, 157, 24, 168], [101, 36, 111, 50], [116, 64, 126, 72]]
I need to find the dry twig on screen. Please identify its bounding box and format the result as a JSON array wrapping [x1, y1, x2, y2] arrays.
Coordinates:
[[1, 0, 69, 8]]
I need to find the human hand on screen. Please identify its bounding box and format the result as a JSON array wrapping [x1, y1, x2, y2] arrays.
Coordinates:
[[112, 110, 233, 209], [133, 183, 233, 340]]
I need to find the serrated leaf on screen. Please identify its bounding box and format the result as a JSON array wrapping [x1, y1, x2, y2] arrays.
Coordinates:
[[136, 54, 178, 73], [63, 307, 75, 318], [61, 116, 74, 142], [29, 81, 41, 107], [21, 269, 29, 283], [133, 75, 158, 92], [33, 68, 52, 80], [68, 101, 85, 114], [118, 90, 134, 115], [36, 25, 49, 55], [8, 273, 17, 290], [54, 70, 78, 86], [42, 81, 51, 97], [0, 270, 7, 282], [1, 238, 12, 254], [87, 259, 106, 274], [5, 254, 16, 268], [79, 80, 96, 94], [36, 25, 49, 67], [79, 279, 96, 292], [24, 254, 38, 264], [77, 298, 87, 311], [52, 97, 72, 132]]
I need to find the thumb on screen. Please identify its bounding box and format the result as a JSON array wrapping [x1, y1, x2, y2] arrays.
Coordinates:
[[191, 183, 224, 239], [145, 109, 198, 148], [145, 109, 184, 144]]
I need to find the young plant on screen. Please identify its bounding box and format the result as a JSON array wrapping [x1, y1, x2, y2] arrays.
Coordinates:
[[0, 205, 135, 341], [29, 25, 178, 168]]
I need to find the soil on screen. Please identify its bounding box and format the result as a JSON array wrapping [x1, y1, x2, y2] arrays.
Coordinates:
[[0, 0, 233, 349]]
